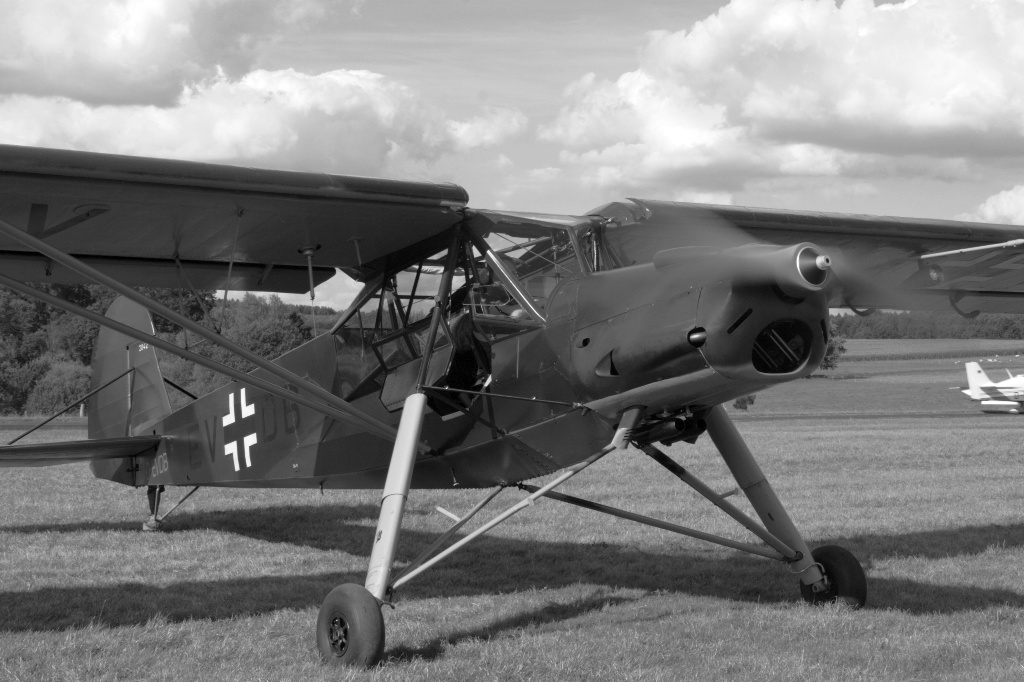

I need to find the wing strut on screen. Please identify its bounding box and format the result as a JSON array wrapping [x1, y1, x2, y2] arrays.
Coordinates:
[[0, 216, 404, 446]]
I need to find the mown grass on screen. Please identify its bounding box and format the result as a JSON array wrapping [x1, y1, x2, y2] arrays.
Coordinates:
[[3, 353, 1024, 681], [842, 338, 1024, 361]]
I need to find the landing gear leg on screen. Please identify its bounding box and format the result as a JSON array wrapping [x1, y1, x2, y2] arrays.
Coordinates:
[[142, 485, 163, 532], [316, 233, 461, 667], [704, 405, 865, 607], [315, 394, 426, 667]]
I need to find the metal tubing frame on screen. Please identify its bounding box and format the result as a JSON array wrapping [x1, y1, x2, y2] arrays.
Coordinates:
[[389, 407, 644, 592], [640, 444, 799, 560], [390, 445, 616, 591], [420, 386, 506, 436], [703, 404, 826, 587], [330, 274, 385, 334], [390, 486, 505, 586], [0, 272, 392, 441], [463, 227, 546, 323], [425, 385, 578, 408], [517, 485, 784, 561], [0, 216, 399, 445], [364, 232, 462, 601], [157, 485, 201, 522]]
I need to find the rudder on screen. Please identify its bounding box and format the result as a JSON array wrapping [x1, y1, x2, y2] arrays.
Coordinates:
[[964, 361, 992, 400], [89, 296, 172, 484]]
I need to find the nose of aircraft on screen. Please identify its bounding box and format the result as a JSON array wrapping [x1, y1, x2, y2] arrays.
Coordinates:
[[690, 242, 831, 381]]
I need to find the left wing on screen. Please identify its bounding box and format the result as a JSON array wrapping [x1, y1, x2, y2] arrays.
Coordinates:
[[0, 144, 468, 292], [596, 199, 1024, 314], [0, 436, 161, 467]]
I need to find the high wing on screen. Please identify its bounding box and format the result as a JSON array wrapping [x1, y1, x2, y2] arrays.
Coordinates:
[[0, 144, 468, 292], [0, 436, 161, 468], [597, 199, 1024, 314]]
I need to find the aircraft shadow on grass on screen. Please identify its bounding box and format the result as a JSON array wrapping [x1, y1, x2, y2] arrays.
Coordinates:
[[3, 503, 1024, 638]]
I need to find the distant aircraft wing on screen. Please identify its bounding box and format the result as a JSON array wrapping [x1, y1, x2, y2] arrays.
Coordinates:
[[0, 144, 468, 292], [0, 436, 162, 467], [615, 200, 1024, 314]]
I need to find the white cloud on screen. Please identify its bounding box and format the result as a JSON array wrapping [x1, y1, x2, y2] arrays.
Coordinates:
[[959, 186, 1024, 224], [279, 269, 364, 312], [539, 0, 1024, 199], [447, 107, 527, 151], [0, 68, 525, 177], [0, 0, 341, 105]]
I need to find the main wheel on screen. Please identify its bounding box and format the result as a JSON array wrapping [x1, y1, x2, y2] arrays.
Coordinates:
[[799, 544, 867, 608], [316, 583, 385, 667]]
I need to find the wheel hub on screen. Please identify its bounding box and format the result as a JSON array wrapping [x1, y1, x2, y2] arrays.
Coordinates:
[[328, 613, 350, 656]]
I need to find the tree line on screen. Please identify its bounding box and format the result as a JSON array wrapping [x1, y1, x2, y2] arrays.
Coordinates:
[[0, 285, 331, 416], [830, 310, 1024, 340]]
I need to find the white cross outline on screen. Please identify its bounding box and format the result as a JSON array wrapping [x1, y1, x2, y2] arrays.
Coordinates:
[[223, 388, 258, 472]]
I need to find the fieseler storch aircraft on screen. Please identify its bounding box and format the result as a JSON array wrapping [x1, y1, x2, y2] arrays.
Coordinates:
[[963, 361, 1024, 412], [3, 144, 1024, 667]]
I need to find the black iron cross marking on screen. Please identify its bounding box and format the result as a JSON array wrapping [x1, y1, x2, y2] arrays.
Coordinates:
[[223, 388, 258, 472]]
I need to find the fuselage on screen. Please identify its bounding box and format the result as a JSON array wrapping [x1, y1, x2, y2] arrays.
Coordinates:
[[114, 203, 833, 491]]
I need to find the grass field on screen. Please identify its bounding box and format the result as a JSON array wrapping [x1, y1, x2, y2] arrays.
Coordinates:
[[3, 340, 1024, 681], [841, 338, 1024, 361]]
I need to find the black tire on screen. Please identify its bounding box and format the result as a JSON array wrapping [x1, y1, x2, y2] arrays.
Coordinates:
[[316, 583, 385, 667], [799, 544, 867, 608]]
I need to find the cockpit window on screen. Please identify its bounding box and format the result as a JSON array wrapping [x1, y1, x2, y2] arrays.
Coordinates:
[[482, 224, 583, 311], [577, 225, 624, 272], [337, 251, 466, 392]]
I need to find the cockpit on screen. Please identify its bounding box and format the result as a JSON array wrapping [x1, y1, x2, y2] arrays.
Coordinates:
[[329, 213, 592, 412]]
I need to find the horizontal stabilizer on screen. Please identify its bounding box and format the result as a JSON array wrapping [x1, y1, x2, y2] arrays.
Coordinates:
[[0, 436, 161, 468]]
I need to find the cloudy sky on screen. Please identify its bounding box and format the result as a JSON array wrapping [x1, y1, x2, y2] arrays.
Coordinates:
[[3, 0, 1024, 308]]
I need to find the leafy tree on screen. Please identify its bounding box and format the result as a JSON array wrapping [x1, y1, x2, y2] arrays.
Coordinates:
[[0, 284, 215, 414], [24, 359, 91, 415], [0, 357, 50, 415], [170, 294, 313, 398], [819, 322, 847, 371]]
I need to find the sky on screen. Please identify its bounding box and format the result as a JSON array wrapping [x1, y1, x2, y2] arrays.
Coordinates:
[[3, 0, 1024, 309]]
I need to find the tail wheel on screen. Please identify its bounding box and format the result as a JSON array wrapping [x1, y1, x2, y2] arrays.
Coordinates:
[[316, 584, 385, 667], [800, 544, 867, 608]]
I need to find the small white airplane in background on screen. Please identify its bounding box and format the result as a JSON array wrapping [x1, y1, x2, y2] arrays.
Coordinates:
[[963, 362, 1024, 412]]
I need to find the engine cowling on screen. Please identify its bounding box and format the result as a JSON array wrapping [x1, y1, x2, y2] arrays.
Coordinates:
[[693, 242, 831, 381]]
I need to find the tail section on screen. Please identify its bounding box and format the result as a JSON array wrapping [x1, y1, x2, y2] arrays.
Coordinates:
[[89, 296, 172, 484], [963, 361, 993, 400]]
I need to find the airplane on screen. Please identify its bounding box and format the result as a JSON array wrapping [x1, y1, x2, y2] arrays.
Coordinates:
[[2, 143, 1024, 667], [963, 361, 1024, 412]]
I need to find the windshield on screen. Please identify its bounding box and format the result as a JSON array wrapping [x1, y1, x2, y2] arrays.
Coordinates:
[[479, 223, 583, 312]]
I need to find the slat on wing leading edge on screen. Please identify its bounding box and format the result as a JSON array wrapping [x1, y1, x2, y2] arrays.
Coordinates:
[[0, 145, 469, 291], [622, 199, 1024, 313]]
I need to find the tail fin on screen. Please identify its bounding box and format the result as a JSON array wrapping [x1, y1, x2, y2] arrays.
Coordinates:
[[964, 361, 993, 400], [89, 296, 172, 484]]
